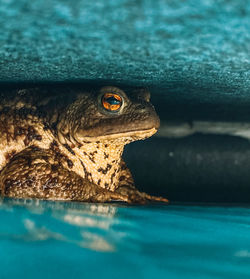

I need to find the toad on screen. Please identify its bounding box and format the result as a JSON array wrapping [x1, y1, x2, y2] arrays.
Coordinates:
[[0, 85, 168, 204]]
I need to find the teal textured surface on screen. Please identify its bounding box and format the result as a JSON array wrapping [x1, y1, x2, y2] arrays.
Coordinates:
[[1, 199, 250, 279], [0, 0, 250, 105]]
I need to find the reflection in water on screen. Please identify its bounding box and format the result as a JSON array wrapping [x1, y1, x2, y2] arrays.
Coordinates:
[[63, 213, 113, 229], [235, 250, 250, 258], [80, 232, 115, 252], [0, 198, 122, 252], [2, 198, 250, 278], [22, 219, 65, 242]]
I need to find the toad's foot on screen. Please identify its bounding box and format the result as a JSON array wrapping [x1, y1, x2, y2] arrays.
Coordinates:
[[116, 185, 169, 204]]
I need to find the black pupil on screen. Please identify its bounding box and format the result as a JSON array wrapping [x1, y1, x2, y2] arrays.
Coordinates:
[[106, 96, 121, 105]]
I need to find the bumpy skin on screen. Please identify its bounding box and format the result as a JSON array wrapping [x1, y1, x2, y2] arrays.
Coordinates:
[[0, 85, 168, 204]]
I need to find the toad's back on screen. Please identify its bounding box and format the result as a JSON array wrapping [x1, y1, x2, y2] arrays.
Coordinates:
[[0, 88, 67, 170]]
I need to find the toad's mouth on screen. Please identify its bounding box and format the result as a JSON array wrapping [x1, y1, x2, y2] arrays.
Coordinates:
[[75, 127, 158, 143]]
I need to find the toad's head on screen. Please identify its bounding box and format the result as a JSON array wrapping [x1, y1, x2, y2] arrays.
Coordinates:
[[57, 86, 160, 145]]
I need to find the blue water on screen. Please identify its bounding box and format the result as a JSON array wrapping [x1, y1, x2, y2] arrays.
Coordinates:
[[1, 199, 250, 279]]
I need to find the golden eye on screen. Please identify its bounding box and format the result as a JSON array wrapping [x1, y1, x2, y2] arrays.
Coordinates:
[[102, 93, 123, 112]]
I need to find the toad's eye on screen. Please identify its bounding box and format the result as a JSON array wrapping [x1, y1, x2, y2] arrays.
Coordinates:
[[102, 93, 123, 112]]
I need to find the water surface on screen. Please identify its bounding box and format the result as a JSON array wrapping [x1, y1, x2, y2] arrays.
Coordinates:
[[1, 199, 250, 279]]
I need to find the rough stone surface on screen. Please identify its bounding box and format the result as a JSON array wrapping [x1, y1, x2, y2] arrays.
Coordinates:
[[0, 0, 249, 106]]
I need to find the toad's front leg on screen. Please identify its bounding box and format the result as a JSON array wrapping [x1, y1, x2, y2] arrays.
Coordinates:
[[0, 147, 129, 203], [116, 160, 169, 204]]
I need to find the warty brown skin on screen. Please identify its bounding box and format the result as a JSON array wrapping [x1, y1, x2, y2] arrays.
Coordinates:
[[0, 85, 168, 204]]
